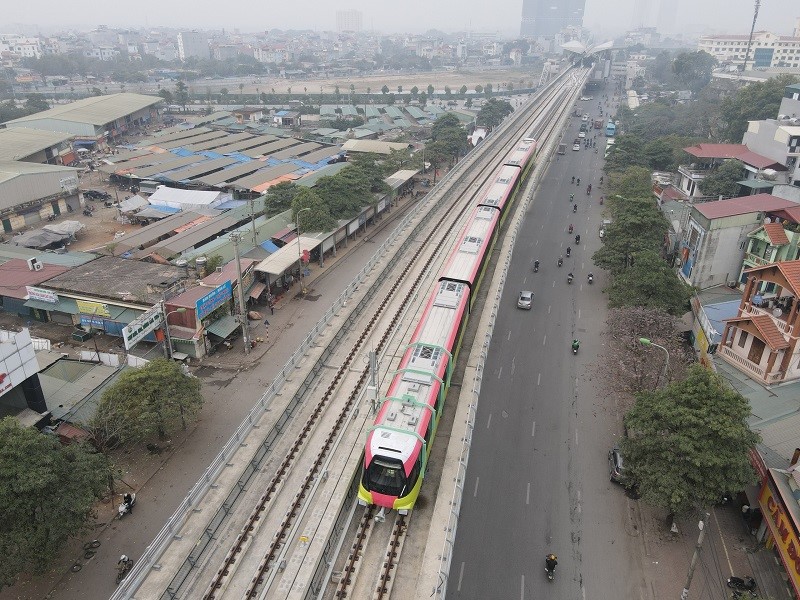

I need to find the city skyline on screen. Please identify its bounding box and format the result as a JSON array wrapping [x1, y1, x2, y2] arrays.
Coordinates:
[[1, 0, 798, 38]]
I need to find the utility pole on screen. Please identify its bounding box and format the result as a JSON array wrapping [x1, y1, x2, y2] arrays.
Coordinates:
[[680, 512, 710, 600], [229, 232, 250, 355], [248, 196, 258, 249], [741, 0, 762, 74]]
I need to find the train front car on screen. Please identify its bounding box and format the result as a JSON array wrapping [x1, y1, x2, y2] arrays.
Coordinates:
[[359, 279, 469, 514], [504, 137, 537, 171]]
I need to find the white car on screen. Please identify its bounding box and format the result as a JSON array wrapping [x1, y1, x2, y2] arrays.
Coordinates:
[[582, 114, 589, 121], [572, 143, 580, 151], [580, 96, 593, 101], [578, 131, 586, 138], [517, 291, 533, 310]]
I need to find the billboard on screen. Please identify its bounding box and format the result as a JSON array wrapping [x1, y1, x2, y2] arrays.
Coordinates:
[[196, 281, 232, 320], [122, 307, 163, 350], [76, 300, 110, 317]]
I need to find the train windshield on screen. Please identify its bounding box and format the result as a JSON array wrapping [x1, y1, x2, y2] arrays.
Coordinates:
[[365, 457, 407, 496]]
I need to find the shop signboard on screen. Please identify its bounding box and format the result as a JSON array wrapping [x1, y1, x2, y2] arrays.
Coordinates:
[[196, 281, 232, 320], [122, 307, 163, 350], [760, 482, 800, 596], [25, 286, 58, 303], [76, 300, 110, 317]]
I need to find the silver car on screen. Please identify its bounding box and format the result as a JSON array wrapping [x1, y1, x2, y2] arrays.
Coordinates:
[[517, 291, 533, 309]]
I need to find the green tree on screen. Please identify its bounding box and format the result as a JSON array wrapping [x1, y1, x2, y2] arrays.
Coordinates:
[[158, 88, 174, 105], [410, 86, 419, 97], [465, 97, 473, 108], [174, 80, 190, 111], [718, 74, 799, 142], [672, 51, 717, 93], [607, 250, 692, 315], [459, 85, 468, 95], [91, 87, 102, 96], [91, 358, 203, 447], [290, 187, 336, 231], [23, 93, 49, 112], [427, 84, 434, 96], [484, 83, 493, 97], [604, 135, 648, 174], [397, 85, 403, 94], [381, 84, 389, 95], [474, 84, 483, 94], [0, 418, 111, 588], [622, 365, 760, 516], [239, 82, 244, 102], [444, 85, 451, 96], [204, 254, 224, 274], [698, 159, 745, 198], [476, 98, 514, 128], [643, 138, 675, 171], [264, 180, 299, 215]]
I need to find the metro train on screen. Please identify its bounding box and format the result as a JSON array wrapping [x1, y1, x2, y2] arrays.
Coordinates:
[[358, 135, 538, 514]]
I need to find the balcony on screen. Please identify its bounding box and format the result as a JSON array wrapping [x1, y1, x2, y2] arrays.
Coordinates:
[[719, 344, 765, 378], [678, 165, 709, 181], [742, 303, 793, 335], [744, 252, 770, 267]]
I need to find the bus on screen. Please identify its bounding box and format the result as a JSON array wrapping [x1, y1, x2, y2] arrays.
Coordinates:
[[605, 121, 616, 137]]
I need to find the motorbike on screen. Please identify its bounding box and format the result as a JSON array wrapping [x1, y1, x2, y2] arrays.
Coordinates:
[[576, 178, 580, 185], [82, 209, 93, 217], [572, 341, 579, 355], [568, 224, 573, 234], [567, 273, 574, 284], [116, 556, 134, 585], [588, 273, 594, 284], [727, 576, 756, 595], [566, 247, 571, 257], [546, 566, 555, 582], [118, 493, 136, 518], [557, 257, 563, 267], [575, 235, 581, 245], [571, 176, 575, 184], [47, 214, 56, 222], [533, 261, 539, 273], [573, 204, 577, 213], [600, 196, 604, 205]]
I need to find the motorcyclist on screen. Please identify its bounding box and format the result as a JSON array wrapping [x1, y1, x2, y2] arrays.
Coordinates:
[[576, 177, 580, 185], [546, 553, 558, 573], [588, 272, 594, 283], [573, 204, 577, 213], [568, 224, 573, 234], [557, 256, 563, 267], [600, 176, 604, 184], [534, 259, 539, 270], [571, 339, 580, 352], [575, 234, 581, 244], [566, 246, 571, 257], [570, 193, 574, 201], [123, 493, 133, 514], [567, 272, 574, 283], [571, 176, 575, 184]]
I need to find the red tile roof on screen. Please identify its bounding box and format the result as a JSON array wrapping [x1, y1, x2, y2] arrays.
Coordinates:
[[744, 260, 800, 296], [771, 206, 800, 224], [694, 193, 797, 220], [736, 150, 786, 170], [762, 222, 790, 246], [0, 259, 68, 299], [201, 258, 258, 287], [683, 143, 747, 160], [725, 315, 789, 350]]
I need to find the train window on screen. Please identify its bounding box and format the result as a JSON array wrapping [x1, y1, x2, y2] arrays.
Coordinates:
[[366, 457, 406, 496], [407, 457, 422, 488], [424, 415, 433, 442], [497, 176, 512, 184]]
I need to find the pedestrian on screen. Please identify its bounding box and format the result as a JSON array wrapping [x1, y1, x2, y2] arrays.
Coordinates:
[[264, 318, 270, 327], [269, 301, 274, 315]]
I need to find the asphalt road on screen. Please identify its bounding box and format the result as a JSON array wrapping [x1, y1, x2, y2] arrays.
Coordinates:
[[448, 98, 650, 599]]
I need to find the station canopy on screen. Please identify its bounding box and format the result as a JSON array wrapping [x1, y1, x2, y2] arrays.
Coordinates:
[[254, 236, 322, 276]]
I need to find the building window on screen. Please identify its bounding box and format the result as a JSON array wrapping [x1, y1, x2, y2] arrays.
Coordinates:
[[738, 331, 749, 348]]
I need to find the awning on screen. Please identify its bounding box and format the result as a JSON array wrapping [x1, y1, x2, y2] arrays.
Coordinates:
[[249, 282, 267, 299], [24, 297, 79, 314], [205, 314, 239, 338], [260, 240, 280, 253]]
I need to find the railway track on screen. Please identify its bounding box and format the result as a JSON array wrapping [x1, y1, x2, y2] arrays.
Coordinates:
[[320, 75, 583, 600], [128, 67, 585, 600]]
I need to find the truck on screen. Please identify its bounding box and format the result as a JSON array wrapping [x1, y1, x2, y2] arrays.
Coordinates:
[[593, 118, 603, 129]]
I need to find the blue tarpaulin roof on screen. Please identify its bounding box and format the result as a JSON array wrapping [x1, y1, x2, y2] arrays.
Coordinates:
[[261, 240, 280, 253]]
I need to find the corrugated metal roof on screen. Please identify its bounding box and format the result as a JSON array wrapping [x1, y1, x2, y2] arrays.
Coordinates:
[[300, 146, 342, 164], [113, 212, 206, 254], [156, 130, 229, 150], [4, 93, 162, 127], [230, 163, 298, 190], [269, 142, 321, 160], [341, 139, 411, 155], [0, 161, 78, 185], [129, 155, 209, 179], [242, 137, 297, 158], [182, 131, 253, 152], [694, 194, 797, 219], [147, 216, 239, 256], [164, 157, 239, 182], [0, 259, 69, 299], [0, 127, 73, 161], [296, 162, 350, 187], [0, 243, 96, 267], [194, 160, 262, 186]]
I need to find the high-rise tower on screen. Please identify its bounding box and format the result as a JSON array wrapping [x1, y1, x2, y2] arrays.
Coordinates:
[[520, 0, 586, 37]]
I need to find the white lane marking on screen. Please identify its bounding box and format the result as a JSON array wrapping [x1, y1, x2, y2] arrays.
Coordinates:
[[498, 366, 503, 379], [508, 330, 512, 340], [458, 562, 465, 591], [521, 574, 525, 600], [575, 429, 579, 446], [582, 585, 586, 600], [511, 357, 516, 376], [537, 373, 541, 386], [526, 482, 531, 505], [532, 421, 536, 437], [552, 280, 555, 288], [548, 305, 551, 314], [712, 508, 734, 574], [542, 334, 547, 346], [474, 477, 480, 497], [578, 309, 581, 319], [579, 284, 583, 291], [487, 413, 492, 429]]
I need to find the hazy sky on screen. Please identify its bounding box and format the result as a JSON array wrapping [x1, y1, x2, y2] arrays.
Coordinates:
[[2, 0, 798, 38]]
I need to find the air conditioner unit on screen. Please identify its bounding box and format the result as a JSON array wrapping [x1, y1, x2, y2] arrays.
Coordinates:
[[26, 257, 43, 272]]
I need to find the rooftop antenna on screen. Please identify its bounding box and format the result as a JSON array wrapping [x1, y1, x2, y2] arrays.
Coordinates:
[[741, 0, 762, 74]]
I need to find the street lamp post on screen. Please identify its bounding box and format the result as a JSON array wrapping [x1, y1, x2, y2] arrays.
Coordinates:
[[162, 306, 187, 359], [296, 207, 311, 295], [639, 337, 669, 388]]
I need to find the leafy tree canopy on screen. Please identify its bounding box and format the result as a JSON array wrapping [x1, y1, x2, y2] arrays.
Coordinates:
[[0, 418, 111, 588], [24, 93, 49, 113], [698, 159, 745, 198], [622, 365, 760, 516], [672, 51, 717, 93], [718, 74, 799, 142], [265, 180, 299, 216], [291, 187, 337, 232], [90, 358, 203, 448], [476, 98, 514, 128], [607, 250, 692, 315]]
